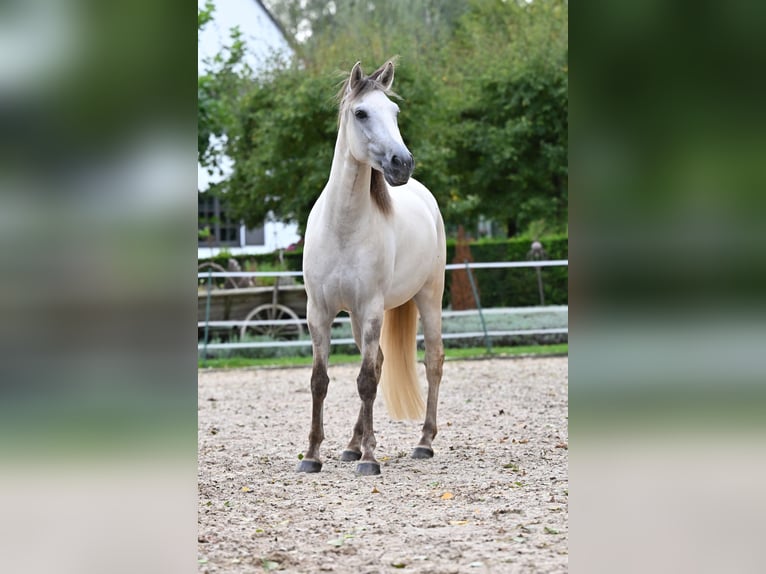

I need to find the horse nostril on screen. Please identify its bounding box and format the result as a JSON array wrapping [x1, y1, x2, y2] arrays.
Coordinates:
[[391, 155, 402, 167]]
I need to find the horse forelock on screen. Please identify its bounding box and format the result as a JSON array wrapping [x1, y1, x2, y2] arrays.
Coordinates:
[[336, 76, 398, 124]]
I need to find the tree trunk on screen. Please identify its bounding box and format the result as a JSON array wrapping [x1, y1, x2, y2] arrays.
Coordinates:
[[507, 218, 517, 237]]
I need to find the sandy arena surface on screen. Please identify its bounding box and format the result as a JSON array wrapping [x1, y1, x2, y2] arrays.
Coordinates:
[[198, 357, 568, 573]]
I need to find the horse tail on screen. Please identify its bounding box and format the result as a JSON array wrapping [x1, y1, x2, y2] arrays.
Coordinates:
[[379, 298, 425, 420]]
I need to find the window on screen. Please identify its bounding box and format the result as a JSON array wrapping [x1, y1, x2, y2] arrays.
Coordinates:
[[198, 194, 239, 247], [244, 226, 265, 246]]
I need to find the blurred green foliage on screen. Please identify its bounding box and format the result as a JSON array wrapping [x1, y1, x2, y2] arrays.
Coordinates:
[[572, 0, 766, 309], [199, 0, 568, 236]]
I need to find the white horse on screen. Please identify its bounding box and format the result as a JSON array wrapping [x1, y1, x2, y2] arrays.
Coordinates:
[[298, 60, 446, 476]]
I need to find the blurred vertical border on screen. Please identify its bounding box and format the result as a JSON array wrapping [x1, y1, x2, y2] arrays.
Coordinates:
[[572, 1, 766, 572], [0, 1, 197, 572]]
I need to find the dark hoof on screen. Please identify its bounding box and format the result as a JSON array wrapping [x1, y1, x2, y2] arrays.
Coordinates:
[[355, 461, 381, 476], [296, 458, 322, 473], [340, 449, 362, 461], [411, 446, 434, 459]]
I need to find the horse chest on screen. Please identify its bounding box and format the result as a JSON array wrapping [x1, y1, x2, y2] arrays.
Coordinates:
[[308, 245, 391, 307], [350, 248, 387, 275]]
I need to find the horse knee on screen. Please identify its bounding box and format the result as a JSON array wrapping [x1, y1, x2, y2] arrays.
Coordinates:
[[311, 362, 329, 398], [356, 360, 377, 402]]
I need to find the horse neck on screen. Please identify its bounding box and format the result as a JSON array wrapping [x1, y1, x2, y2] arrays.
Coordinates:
[[324, 124, 377, 228]]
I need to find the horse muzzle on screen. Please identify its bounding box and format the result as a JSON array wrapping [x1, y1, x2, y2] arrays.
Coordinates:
[[382, 152, 414, 186]]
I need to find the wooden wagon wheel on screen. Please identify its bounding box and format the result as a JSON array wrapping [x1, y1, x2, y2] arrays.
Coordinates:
[[239, 304, 304, 340], [198, 262, 239, 290]]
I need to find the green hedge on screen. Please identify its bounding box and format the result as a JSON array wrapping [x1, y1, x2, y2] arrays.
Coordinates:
[[445, 235, 568, 308], [199, 235, 568, 308]]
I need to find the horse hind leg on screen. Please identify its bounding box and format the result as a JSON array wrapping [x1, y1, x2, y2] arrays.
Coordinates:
[[413, 291, 444, 459], [340, 408, 364, 462]]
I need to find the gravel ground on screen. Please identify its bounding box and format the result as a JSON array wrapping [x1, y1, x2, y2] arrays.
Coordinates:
[[198, 356, 568, 573]]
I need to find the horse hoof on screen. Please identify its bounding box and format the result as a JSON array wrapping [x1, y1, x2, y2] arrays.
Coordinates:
[[296, 459, 322, 473], [340, 449, 362, 461], [355, 461, 381, 476], [411, 446, 434, 459]]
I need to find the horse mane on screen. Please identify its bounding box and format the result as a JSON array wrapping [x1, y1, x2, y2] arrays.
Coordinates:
[[370, 168, 392, 216]]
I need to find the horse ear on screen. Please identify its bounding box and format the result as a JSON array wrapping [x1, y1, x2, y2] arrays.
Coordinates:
[[348, 61, 364, 92], [377, 61, 395, 90]]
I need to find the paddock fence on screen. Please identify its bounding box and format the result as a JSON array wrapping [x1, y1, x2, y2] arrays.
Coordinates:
[[197, 260, 568, 354]]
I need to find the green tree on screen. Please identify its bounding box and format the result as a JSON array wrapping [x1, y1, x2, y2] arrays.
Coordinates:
[[218, 1, 468, 234], [448, 0, 568, 235], [222, 69, 338, 230], [198, 1, 253, 185], [203, 0, 568, 238], [263, 0, 467, 53]]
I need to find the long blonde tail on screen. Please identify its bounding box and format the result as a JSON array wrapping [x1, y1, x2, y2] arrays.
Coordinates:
[[379, 299, 424, 420]]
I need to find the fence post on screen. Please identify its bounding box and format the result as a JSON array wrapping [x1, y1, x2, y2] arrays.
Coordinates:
[[202, 267, 213, 362], [528, 241, 548, 306], [464, 260, 492, 354]]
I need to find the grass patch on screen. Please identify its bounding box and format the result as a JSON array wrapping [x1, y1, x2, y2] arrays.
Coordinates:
[[199, 343, 567, 370]]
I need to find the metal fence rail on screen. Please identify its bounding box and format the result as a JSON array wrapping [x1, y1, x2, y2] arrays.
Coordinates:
[[201, 328, 568, 351], [198, 260, 568, 352], [197, 305, 569, 329], [198, 260, 568, 279]]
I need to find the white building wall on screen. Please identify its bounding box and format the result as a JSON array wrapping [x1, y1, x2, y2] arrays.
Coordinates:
[[198, 0, 290, 74], [198, 221, 301, 259]]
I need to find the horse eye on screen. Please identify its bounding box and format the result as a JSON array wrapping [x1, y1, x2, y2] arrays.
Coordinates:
[[354, 109, 368, 120]]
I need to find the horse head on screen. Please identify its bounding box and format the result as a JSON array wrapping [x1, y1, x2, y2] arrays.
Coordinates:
[[340, 60, 414, 187]]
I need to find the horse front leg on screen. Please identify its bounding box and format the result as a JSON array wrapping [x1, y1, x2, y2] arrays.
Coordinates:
[[297, 307, 333, 473], [341, 341, 383, 462], [354, 312, 385, 475], [413, 293, 444, 459]]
